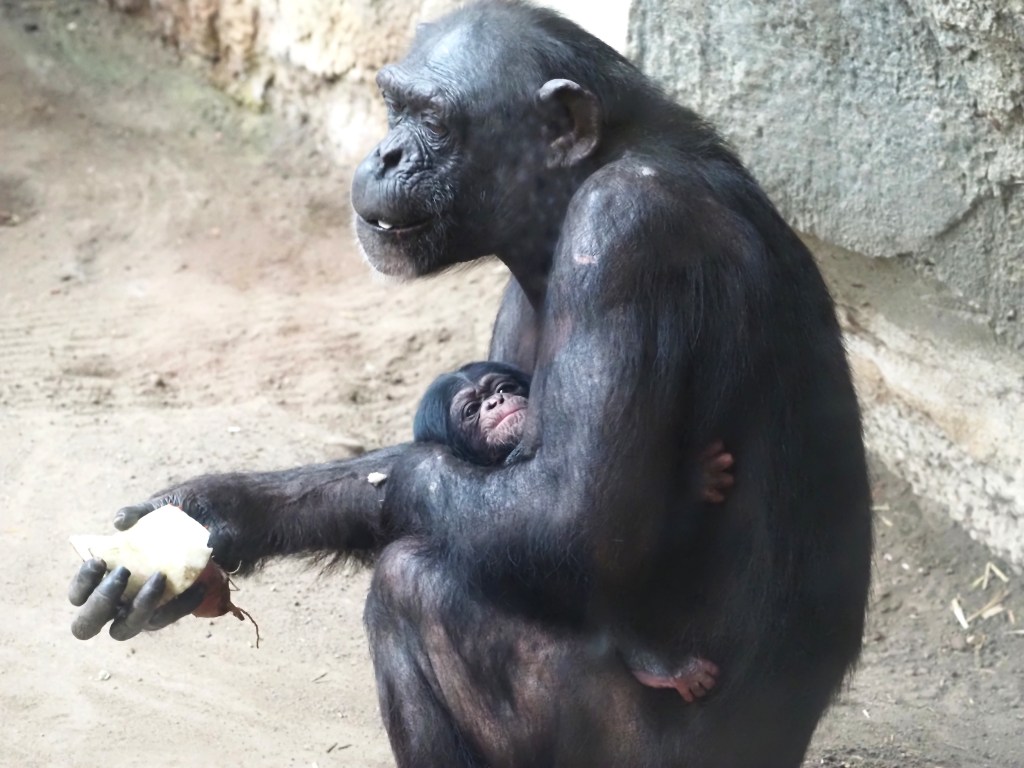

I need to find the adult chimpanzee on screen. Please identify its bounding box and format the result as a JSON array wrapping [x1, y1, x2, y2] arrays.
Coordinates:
[[68, 1, 873, 766]]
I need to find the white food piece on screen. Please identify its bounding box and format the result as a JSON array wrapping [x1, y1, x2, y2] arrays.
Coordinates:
[[367, 471, 388, 487], [69, 505, 212, 605]]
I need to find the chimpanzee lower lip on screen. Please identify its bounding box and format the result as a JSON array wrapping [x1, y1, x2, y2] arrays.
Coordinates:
[[496, 408, 525, 428]]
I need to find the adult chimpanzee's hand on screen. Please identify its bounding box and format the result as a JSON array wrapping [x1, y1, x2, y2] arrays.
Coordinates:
[[67, 489, 232, 641], [68, 557, 206, 640], [67, 454, 399, 641], [113, 493, 243, 569]]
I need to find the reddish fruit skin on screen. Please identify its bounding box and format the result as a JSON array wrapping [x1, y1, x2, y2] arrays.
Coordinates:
[[190, 560, 261, 647], [191, 561, 234, 618]]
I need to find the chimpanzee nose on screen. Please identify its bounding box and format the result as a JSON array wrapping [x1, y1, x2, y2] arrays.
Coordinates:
[[381, 145, 402, 171], [485, 394, 504, 410]]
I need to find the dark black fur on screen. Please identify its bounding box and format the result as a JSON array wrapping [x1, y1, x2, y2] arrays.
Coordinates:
[[71, 2, 873, 766]]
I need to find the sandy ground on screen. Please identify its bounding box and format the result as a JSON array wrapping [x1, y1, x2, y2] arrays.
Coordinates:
[[1, 4, 1022, 767]]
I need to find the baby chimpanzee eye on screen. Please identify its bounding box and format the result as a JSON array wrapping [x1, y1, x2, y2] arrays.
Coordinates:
[[495, 381, 518, 394], [462, 401, 480, 420]]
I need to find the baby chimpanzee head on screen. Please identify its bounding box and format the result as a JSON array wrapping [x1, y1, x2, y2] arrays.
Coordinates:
[[413, 361, 531, 465]]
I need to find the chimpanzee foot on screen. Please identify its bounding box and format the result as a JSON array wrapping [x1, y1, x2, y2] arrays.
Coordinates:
[[631, 656, 719, 703]]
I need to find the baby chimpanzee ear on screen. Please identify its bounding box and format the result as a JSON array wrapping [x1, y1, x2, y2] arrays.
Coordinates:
[[413, 373, 464, 445]]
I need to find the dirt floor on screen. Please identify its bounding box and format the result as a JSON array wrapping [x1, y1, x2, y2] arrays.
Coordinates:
[[1, 3, 1022, 767]]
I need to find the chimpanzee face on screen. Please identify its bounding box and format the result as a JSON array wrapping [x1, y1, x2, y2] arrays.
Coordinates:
[[349, 20, 548, 280], [349, 10, 596, 281], [450, 372, 529, 465]]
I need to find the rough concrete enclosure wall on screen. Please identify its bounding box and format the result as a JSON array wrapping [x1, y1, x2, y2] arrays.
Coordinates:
[[111, 0, 626, 157], [629, 0, 1024, 566], [629, 0, 1024, 350], [112, 0, 460, 157]]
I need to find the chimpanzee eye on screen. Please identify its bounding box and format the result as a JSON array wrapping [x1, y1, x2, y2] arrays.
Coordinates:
[[422, 114, 448, 138], [382, 95, 404, 127], [462, 401, 480, 420]]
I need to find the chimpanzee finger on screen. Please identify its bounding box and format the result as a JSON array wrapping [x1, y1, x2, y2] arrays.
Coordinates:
[[71, 566, 130, 640], [711, 473, 735, 491], [145, 580, 206, 631], [68, 558, 108, 607], [207, 528, 242, 573], [114, 501, 160, 531], [694, 671, 716, 689], [697, 440, 725, 461], [709, 452, 735, 471], [109, 572, 166, 641]]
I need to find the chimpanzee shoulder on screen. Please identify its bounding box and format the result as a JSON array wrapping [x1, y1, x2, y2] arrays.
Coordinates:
[[556, 154, 764, 281]]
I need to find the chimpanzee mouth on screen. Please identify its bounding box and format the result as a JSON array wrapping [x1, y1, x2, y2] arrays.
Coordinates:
[[496, 408, 525, 428], [362, 216, 432, 234]]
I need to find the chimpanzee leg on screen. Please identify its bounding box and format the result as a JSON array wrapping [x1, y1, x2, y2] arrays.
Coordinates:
[[364, 540, 659, 768], [631, 656, 720, 703], [364, 539, 843, 768], [364, 539, 484, 767]]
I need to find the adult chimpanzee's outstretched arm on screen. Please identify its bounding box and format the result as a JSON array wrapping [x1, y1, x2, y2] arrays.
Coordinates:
[[116, 447, 410, 569], [68, 445, 410, 640]]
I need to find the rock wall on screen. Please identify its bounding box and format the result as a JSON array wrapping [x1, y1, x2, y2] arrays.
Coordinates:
[[629, 0, 1024, 566], [110, 0, 462, 157], [630, 0, 1024, 350], [110, 0, 628, 157], [820, 238, 1024, 570]]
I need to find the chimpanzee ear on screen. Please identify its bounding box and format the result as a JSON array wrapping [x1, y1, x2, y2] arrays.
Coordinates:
[[535, 79, 601, 168]]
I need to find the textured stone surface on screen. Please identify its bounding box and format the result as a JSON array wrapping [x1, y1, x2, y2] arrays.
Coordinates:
[[628, 2, 1024, 564], [818, 237, 1024, 567], [629, 0, 1024, 350], [117, 0, 460, 156], [111, 1, 625, 158]]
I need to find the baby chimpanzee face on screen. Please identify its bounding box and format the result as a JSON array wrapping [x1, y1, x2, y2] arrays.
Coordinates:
[[449, 372, 529, 465]]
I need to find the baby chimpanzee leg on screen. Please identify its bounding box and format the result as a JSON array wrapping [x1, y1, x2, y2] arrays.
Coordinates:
[[631, 657, 720, 703]]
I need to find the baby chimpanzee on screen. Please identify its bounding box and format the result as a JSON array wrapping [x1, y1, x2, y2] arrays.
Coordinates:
[[413, 361, 732, 701], [414, 361, 532, 466], [414, 361, 735, 499]]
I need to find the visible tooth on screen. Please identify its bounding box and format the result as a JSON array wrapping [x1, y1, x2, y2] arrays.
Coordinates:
[[377, 220, 393, 230]]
